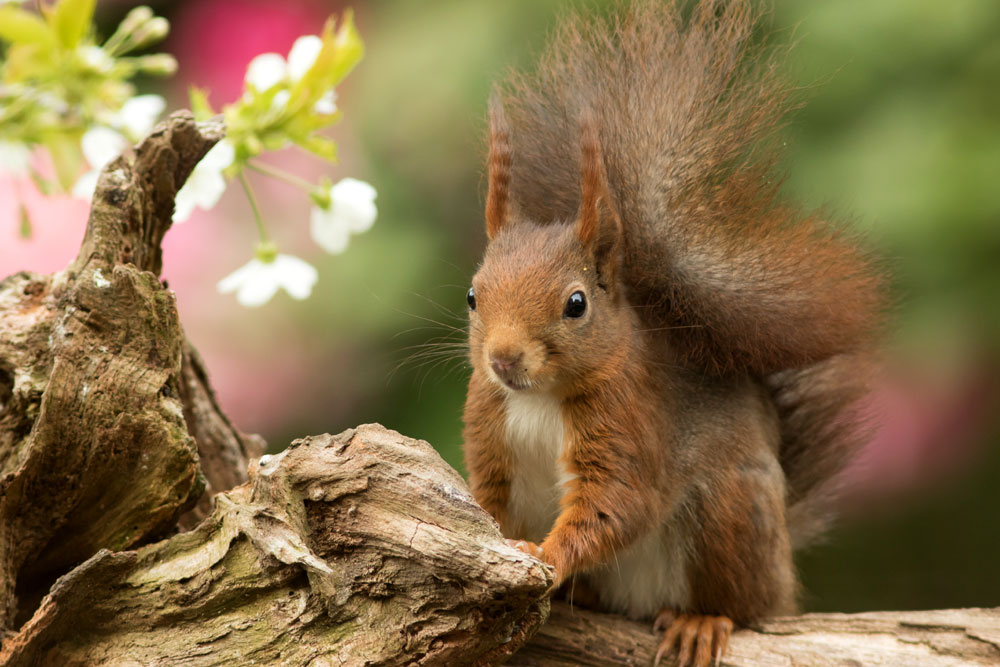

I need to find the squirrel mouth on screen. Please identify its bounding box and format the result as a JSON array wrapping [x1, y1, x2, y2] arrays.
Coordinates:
[[492, 371, 529, 391]]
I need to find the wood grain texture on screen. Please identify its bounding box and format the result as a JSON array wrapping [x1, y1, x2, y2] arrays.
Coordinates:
[[0, 426, 552, 666], [0, 112, 259, 631], [514, 602, 1000, 666]]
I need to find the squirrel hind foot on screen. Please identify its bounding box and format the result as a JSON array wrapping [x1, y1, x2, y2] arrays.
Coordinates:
[[653, 610, 733, 667]]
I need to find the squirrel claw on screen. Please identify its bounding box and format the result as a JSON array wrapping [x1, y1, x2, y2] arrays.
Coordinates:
[[506, 538, 544, 559], [652, 610, 732, 667], [506, 539, 565, 591]]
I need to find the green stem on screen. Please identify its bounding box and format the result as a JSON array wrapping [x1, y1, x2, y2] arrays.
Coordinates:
[[105, 31, 135, 57], [238, 171, 269, 242], [246, 160, 316, 192]]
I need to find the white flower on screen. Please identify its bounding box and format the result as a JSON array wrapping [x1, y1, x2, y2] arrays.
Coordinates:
[[0, 140, 32, 175], [71, 95, 166, 198], [314, 90, 337, 115], [245, 53, 287, 91], [310, 178, 377, 254], [72, 126, 130, 198], [270, 89, 291, 111], [117, 94, 166, 139], [173, 139, 235, 222], [287, 35, 322, 81], [244, 36, 325, 101], [79, 45, 114, 73], [217, 253, 318, 307]]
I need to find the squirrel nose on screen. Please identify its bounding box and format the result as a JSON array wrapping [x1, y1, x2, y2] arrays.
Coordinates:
[[490, 353, 522, 377]]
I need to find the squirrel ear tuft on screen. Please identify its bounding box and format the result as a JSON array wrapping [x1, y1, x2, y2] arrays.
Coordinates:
[[486, 92, 513, 240], [576, 110, 622, 286]]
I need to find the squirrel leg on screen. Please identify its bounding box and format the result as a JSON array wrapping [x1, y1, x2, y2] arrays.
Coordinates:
[[653, 610, 732, 667], [463, 370, 515, 532]]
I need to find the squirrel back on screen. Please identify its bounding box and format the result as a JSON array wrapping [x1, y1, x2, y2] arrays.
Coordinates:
[[483, 0, 884, 547]]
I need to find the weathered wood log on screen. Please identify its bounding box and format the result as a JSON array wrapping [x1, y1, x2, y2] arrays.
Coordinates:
[[0, 425, 551, 665], [0, 112, 260, 632], [515, 602, 1000, 666]]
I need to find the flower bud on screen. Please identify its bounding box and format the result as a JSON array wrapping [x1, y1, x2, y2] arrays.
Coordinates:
[[119, 6, 155, 35], [136, 54, 178, 76], [104, 6, 155, 55], [131, 17, 170, 50]]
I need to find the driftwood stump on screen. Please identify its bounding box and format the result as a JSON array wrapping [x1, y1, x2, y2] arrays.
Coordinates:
[[0, 113, 997, 665]]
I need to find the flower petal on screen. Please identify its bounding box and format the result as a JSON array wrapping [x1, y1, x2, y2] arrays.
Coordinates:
[[273, 254, 318, 300], [117, 94, 166, 139], [271, 90, 291, 111], [313, 90, 338, 115], [172, 140, 234, 222], [0, 140, 32, 175], [245, 53, 287, 91], [81, 127, 129, 169], [310, 203, 351, 254], [330, 177, 377, 234], [237, 272, 280, 307], [79, 45, 113, 73], [174, 169, 227, 222], [287, 35, 322, 81], [200, 139, 235, 171], [71, 170, 100, 199], [217, 258, 261, 294]]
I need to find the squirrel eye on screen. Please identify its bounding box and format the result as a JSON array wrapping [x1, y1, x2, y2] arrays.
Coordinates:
[[467, 287, 476, 311], [563, 290, 587, 318]]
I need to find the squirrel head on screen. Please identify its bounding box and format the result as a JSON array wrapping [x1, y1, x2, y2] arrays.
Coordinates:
[[467, 98, 632, 396]]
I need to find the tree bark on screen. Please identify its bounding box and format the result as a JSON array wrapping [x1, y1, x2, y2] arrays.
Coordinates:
[[0, 113, 261, 634], [0, 425, 551, 666], [0, 112, 997, 666]]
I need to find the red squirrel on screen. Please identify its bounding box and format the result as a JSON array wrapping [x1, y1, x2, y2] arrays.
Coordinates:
[[461, 1, 883, 665]]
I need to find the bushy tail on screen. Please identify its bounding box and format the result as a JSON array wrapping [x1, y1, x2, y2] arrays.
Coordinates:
[[496, 0, 884, 376], [768, 353, 881, 549]]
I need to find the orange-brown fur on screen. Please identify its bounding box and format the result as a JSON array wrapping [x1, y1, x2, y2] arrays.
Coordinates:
[[462, 0, 883, 662]]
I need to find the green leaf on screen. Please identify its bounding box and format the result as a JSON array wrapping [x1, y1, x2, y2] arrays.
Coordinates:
[[326, 10, 364, 86], [0, 7, 57, 48], [297, 134, 338, 162], [19, 203, 32, 239], [286, 11, 363, 113], [44, 132, 83, 192], [29, 171, 56, 195], [53, 0, 97, 48], [188, 86, 216, 120]]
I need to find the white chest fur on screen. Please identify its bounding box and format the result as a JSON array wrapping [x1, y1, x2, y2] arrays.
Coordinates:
[[503, 390, 690, 618], [503, 390, 569, 543], [503, 391, 690, 619]]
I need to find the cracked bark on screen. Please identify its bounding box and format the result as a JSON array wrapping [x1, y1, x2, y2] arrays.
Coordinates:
[[0, 112, 996, 665]]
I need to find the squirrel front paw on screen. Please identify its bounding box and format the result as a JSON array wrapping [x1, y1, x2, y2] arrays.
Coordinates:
[[507, 538, 544, 559], [506, 539, 565, 589]]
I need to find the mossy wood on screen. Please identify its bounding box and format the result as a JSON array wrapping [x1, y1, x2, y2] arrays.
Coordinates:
[[0, 113, 996, 665]]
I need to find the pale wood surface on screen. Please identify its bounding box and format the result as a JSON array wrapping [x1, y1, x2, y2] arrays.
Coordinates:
[[515, 602, 1000, 666]]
